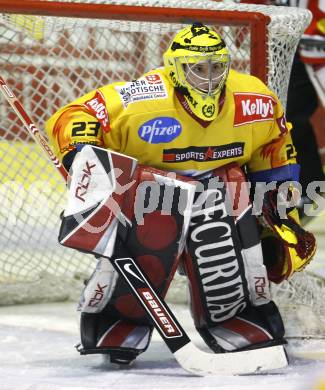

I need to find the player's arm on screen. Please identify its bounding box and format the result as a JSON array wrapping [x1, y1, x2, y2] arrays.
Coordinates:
[[45, 86, 121, 170], [247, 91, 316, 283]]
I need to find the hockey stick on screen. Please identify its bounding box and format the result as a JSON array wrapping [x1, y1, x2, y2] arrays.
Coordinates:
[[0, 75, 288, 375], [0, 77, 68, 181]]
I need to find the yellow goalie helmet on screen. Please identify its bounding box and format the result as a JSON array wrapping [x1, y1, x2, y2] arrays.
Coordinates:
[[163, 23, 230, 121]]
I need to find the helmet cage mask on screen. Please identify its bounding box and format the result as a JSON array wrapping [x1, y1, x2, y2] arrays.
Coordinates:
[[163, 23, 231, 120], [175, 54, 230, 98]]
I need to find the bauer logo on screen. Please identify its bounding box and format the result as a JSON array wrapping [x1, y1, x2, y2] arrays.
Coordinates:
[[234, 93, 276, 126], [114, 257, 183, 338], [138, 117, 182, 144]]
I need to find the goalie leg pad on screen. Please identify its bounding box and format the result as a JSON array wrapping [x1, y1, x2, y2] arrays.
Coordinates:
[[183, 163, 285, 352], [78, 312, 153, 365], [97, 163, 195, 324], [63, 147, 196, 360], [76, 257, 153, 362], [78, 257, 118, 314], [197, 302, 285, 353]]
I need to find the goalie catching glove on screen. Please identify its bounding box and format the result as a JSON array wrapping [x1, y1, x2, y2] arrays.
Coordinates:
[[261, 188, 316, 283]]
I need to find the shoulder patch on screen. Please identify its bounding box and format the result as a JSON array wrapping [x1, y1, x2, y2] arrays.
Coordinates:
[[233, 92, 277, 126], [114, 74, 168, 107], [83, 90, 110, 133]]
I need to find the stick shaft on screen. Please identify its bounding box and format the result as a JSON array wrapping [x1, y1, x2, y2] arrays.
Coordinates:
[[0, 76, 68, 181]]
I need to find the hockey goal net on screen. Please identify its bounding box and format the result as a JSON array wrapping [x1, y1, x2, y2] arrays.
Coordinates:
[[0, 0, 322, 337]]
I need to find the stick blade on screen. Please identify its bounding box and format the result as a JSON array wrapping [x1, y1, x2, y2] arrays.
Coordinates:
[[174, 342, 288, 376]]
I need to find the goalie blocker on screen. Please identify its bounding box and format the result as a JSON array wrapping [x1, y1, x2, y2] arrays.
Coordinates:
[[59, 145, 285, 365]]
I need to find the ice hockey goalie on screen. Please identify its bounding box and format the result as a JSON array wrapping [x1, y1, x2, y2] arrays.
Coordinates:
[[46, 23, 316, 366]]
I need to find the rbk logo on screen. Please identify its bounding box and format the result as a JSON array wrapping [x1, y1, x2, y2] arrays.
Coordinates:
[[254, 276, 268, 301], [88, 283, 109, 307], [75, 160, 96, 202]]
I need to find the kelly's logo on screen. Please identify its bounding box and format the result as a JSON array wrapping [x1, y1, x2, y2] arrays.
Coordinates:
[[84, 90, 110, 133], [234, 93, 276, 126]]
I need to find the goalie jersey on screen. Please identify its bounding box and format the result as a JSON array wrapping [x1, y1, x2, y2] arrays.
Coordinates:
[[46, 68, 299, 182]]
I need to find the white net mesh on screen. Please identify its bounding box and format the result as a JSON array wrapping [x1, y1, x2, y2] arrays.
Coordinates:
[[1, 0, 321, 337], [270, 272, 325, 338], [1, 0, 312, 104]]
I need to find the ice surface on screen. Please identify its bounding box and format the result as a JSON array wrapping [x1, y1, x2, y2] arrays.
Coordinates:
[[1, 207, 325, 389], [1, 302, 325, 390]]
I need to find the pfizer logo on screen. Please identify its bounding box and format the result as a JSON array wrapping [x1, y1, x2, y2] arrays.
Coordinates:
[[138, 117, 182, 144]]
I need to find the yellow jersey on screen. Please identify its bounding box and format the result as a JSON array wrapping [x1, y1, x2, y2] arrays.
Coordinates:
[[45, 68, 299, 182]]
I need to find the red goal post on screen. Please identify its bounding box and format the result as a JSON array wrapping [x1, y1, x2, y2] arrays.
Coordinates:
[[1, 0, 321, 337]]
